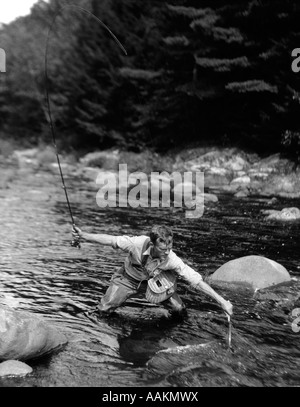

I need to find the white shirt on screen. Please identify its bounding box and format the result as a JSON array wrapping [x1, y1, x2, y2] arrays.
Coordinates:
[[111, 235, 203, 286]]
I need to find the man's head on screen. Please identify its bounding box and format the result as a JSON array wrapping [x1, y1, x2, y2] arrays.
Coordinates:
[[150, 225, 173, 261]]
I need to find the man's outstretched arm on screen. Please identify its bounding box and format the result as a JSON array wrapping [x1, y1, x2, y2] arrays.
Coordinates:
[[170, 253, 233, 316], [72, 226, 147, 253], [195, 280, 233, 316], [73, 226, 114, 246]]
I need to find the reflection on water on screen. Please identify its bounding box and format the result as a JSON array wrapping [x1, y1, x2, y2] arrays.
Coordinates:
[[0, 161, 300, 387]]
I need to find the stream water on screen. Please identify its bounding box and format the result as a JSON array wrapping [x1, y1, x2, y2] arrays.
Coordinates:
[[0, 160, 300, 387]]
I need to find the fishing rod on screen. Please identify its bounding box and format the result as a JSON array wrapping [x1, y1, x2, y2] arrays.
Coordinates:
[[44, 5, 127, 247]]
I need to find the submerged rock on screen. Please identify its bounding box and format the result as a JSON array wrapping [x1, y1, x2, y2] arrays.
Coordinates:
[[204, 193, 218, 203], [207, 255, 291, 291], [0, 360, 33, 377], [0, 306, 67, 361], [147, 341, 221, 376], [234, 189, 250, 198], [261, 207, 300, 221], [267, 197, 278, 205]]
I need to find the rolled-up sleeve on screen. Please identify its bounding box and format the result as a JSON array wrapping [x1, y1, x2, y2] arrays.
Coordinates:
[[111, 235, 148, 255], [168, 251, 203, 287]]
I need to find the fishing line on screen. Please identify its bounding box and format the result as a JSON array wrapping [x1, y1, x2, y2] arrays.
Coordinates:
[[44, 4, 127, 247], [226, 313, 232, 350]]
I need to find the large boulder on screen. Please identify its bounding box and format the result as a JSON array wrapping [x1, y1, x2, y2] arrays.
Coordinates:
[[208, 255, 291, 291], [0, 306, 67, 361], [0, 360, 33, 377]]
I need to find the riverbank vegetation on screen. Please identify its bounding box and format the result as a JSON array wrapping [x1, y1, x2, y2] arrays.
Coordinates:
[[0, 0, 300, 164]]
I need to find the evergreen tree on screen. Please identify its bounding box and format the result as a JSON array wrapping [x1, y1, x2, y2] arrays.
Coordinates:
[[1, 0, 300, 156], [158, 0, 300, 152]]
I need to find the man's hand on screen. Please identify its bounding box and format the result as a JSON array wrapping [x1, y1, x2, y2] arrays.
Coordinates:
[[72, 225, 82, 239], [71, 229, 113, 246], [222, 300, 233, 316]]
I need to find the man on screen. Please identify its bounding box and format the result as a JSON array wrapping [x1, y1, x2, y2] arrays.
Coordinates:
[[72, 225, 233, 318]]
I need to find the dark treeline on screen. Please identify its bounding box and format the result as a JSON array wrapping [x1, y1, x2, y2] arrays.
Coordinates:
[[0, 0, 300, 159]]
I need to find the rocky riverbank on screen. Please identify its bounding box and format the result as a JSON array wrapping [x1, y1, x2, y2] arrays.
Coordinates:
[[73, 147, 300, 198], [175, 147, 300, 199], [2, 145, 300, 220]]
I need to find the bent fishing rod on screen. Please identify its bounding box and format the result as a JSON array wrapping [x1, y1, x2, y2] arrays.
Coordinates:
[[44, 5, 127, 247]]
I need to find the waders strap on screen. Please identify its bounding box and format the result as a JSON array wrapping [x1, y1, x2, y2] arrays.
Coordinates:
[[141, 237, 151, 267], [135, 238, 151, 290]]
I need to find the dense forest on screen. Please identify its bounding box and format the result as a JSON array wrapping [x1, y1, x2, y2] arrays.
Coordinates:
[[0, 0, 300, 160]]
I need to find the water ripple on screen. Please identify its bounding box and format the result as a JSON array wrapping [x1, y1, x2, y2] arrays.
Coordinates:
[[1, 164, 300, 386]]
